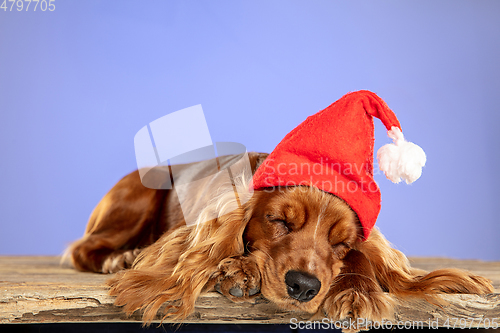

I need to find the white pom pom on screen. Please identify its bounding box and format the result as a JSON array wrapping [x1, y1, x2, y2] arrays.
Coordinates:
[[376, 127, 426, 184]]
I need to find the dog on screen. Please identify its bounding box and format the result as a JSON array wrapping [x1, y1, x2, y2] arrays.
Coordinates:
[[68, 151, 493, 328]]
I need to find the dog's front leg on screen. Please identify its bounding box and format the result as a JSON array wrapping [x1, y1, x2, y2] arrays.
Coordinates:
[[321, 249, 394, 330]]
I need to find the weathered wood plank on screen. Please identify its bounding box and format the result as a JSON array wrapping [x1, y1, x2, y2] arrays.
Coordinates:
[[1, 256, 499, 328]]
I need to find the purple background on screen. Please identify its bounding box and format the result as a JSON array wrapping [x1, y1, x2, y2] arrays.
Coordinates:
[[1, 1, 499, 260]]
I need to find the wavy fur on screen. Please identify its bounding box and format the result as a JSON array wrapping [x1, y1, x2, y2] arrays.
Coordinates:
[[69, 152, 493, 329]]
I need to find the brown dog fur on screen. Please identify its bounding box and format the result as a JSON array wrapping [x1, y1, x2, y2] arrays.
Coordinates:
[[68, 152, 493, 327]]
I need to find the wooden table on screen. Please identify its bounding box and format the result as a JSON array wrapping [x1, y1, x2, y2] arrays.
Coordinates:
[[1, 256, 499, 329]]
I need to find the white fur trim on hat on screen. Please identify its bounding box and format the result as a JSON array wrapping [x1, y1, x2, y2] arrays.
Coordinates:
[[377, 127, 426, 184]]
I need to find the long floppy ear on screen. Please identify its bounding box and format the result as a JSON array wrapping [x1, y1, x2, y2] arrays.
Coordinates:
[[358, 228, 494, 297], [107, 172, 256, 324]]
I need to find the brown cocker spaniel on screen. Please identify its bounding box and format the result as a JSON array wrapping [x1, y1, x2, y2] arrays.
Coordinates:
[[68, 152, 493, 327]]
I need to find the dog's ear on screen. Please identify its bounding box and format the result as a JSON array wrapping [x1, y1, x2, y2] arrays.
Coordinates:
[[357, 228, 494, 297], [108, 152, 266, 323], [107, 192, 256, 324]]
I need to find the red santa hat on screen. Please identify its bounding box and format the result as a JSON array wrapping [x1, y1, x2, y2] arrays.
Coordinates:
[[252, 90, 426, 240]]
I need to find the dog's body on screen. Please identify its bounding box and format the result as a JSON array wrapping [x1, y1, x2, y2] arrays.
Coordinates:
[[69, 152, 493, 326]]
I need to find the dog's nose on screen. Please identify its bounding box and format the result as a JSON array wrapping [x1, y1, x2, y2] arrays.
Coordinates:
[[285, 270, 321, 302]]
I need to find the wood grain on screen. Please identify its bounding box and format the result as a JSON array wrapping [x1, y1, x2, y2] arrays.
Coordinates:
[[1, 256, 499, 328]]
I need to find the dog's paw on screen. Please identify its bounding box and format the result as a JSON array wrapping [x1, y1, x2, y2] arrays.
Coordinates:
[[322, 288, 394, 331], [212, 256, 261, 302], [101, 249, 141, 273]]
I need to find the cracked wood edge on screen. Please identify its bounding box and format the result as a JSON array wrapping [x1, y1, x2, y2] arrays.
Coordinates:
[[2, 290, 499, 326], [1, 256, 499, 327]]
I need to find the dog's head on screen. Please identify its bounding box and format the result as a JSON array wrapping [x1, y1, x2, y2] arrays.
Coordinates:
[[243, 186, 361, 313]]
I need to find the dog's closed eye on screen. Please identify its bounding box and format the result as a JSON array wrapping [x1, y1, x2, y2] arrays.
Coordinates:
[[332, 242, 350, 259], [266, 214, 290, 237]]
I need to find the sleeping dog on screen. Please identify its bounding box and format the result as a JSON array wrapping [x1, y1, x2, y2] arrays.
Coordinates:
[[68, 91, 493, 328]]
